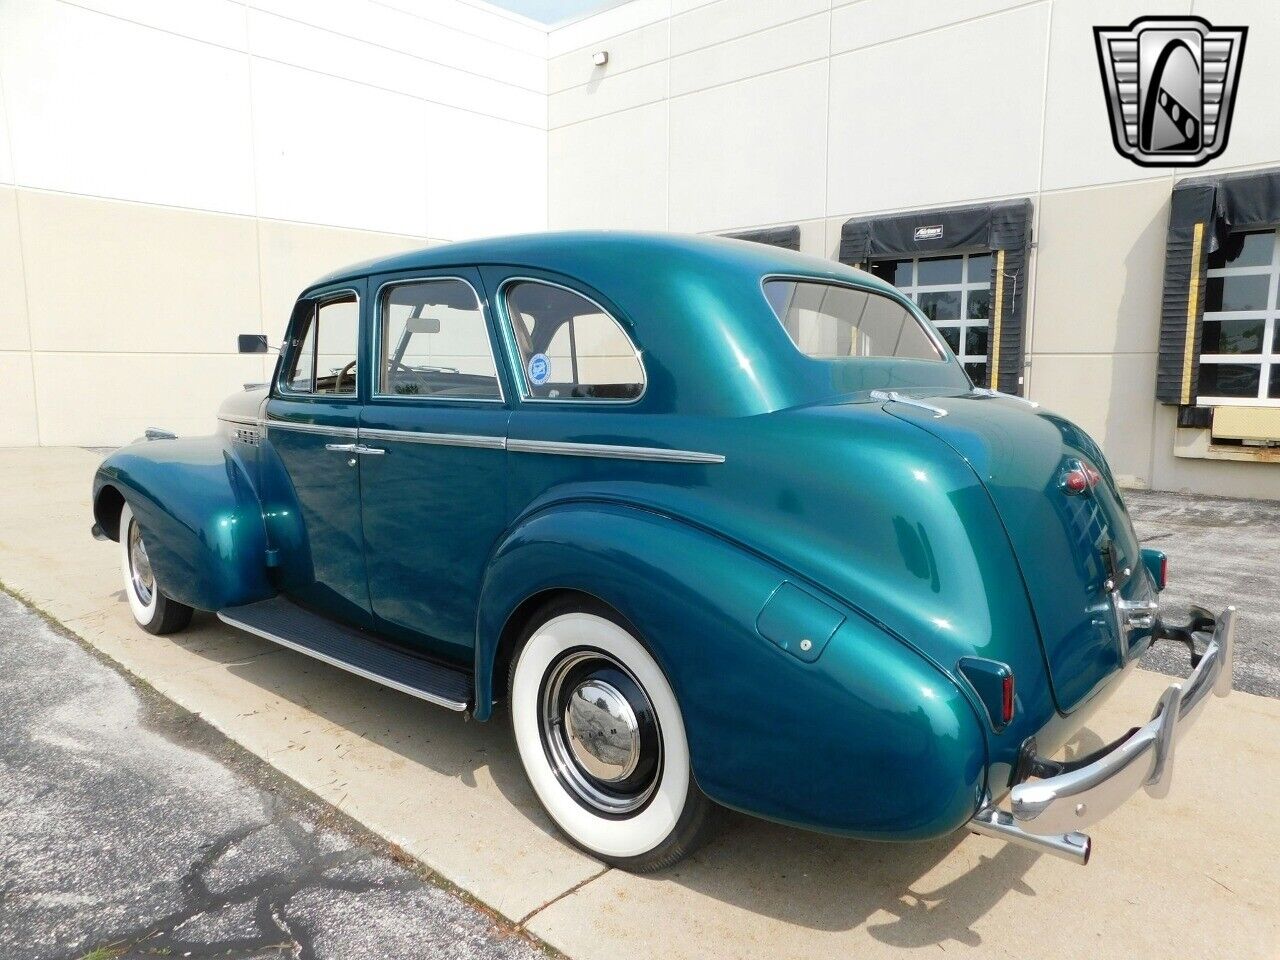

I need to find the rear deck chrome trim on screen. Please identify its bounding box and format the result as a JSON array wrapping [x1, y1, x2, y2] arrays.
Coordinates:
[[216, 610, 469, 712], [506, 438, 725, 464]]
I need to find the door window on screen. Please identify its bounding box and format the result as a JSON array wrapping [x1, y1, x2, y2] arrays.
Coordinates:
[[282, 293, 360, 396], [503, 280, 645, 401], [377, 279, 501, 400]]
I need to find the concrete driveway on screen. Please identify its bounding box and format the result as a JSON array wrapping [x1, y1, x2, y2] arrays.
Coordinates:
[[0, 447, 1277, 959]]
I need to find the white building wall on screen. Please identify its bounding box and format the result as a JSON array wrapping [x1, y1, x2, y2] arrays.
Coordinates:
[[0, 0, 548, 446], [546, 0, 1280, 498]]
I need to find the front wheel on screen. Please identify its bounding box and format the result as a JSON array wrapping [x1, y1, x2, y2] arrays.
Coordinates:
[[508, 598, 716, 871], [119, 502, 193, 635]]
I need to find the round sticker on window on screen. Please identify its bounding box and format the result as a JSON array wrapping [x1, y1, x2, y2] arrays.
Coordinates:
[[527, 353, 550, 386]]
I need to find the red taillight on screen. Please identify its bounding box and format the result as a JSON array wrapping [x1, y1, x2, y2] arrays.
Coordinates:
[[1160, 554, 1169, 589], [1064, 470, 1088, 493], [1083, 464, 1102, 487], [1001, 673, 1015, 724]]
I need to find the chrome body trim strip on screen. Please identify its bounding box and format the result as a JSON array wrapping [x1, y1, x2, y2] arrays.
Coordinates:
[[1004, 606, 1235, 837], [507, 438, 725, 464], [218, 415, 260, 428], [869, 390, 949, 419], [359, 427, 506, 450], [263, 419, 359, 439], [216, 611, 468, 712]]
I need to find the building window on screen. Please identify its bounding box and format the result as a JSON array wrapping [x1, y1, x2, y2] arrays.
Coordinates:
[[871, 253, 991, 385], [1200, 229, 1280, 405]]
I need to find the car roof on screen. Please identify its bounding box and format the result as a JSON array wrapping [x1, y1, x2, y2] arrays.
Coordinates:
[[305, 230, 898, 298]]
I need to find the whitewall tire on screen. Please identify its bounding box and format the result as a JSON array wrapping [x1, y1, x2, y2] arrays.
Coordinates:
[[509, 597, 715, 871], [119, 503, 193, 635]]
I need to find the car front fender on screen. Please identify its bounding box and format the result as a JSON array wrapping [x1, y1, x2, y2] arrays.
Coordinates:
[[93, 436, 273, 612], [476, 499, 987, 840]]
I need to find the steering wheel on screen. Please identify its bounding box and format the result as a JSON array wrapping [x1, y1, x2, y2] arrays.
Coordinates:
[[335, 360, 357, 394], [389, 359, 432, 395]]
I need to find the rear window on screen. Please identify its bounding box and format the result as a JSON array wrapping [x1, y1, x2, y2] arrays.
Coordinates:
[[764, 279, 944, 362]]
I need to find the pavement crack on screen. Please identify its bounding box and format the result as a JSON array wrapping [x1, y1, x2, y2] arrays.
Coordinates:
[[514, 866, 611, 930]]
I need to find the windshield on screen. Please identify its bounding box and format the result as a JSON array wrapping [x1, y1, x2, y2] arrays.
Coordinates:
[[764, 279, 944, 362]]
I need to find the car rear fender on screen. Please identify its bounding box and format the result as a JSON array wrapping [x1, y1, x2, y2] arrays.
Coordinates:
[[93, 436, 273, 612], [476, 499, 987, 840]]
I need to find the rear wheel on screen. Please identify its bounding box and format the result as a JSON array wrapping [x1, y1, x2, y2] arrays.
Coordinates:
[[508, 597, 716, 871], [119, 503, 193, 635]]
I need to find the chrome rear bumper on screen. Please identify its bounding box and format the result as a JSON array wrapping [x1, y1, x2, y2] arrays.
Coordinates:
[[969, 605, 1236, 863]]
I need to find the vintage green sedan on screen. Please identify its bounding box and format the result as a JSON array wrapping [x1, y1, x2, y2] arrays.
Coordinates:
[[91, 232, 1235, 871]]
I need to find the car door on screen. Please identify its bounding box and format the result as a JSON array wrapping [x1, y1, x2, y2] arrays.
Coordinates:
[[262, 281, 373, 628], [358, 269, 512, 665]]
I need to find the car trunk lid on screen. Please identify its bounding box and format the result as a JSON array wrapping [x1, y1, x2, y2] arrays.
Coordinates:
[[882, 392, 1155, 711]]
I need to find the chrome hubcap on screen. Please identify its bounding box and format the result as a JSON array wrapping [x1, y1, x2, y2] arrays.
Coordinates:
[[540, 649, 662, 816], [565, 680, 641, 783], [128, 519, 155, 606]]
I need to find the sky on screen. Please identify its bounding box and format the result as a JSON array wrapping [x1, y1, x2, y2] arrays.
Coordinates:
[[484, 0, 628, 25]]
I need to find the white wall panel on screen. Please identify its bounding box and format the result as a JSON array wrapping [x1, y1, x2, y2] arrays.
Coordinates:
[[375, 0, 547, 56], [60, 0, 249, 50], [670, 0, 827, 57], [0, 353, 40, 446], [549, 102, 668, 229], [0, 43, 15, 187], [1191, 0, 1280, 175], [1040, 0, 1189, 192], [548, 0, 671, 57], [247, 10, 545, 130], [251, 59, 430, 236], [670, 10, 828, 97], [0, 0, 255, 215], [549, 61, 667, 127], [424, 104, 547, 240], [248, 0, 544, 95], [827, 4, 1049, 216], [0, 189, 28, 352], [831, 0, 1036, 56], [549, 21, 669, 94], [670, 61, 827, 233]]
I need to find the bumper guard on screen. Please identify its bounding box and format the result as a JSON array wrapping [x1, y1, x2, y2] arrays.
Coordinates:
[[969, 605, 1236, 864]]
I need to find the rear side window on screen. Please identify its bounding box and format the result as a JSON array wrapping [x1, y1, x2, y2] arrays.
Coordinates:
[[378, 279, 500, 400], [283, 293, 359, 395], [504, 280, 645, 401], [764, 279, 943, 362]]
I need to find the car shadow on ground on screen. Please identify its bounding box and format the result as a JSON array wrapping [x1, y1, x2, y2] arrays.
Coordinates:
[[155, 610, 1115, 950]]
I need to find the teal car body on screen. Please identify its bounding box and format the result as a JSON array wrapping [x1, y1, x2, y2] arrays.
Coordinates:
[[91, 232, 1168, 843]]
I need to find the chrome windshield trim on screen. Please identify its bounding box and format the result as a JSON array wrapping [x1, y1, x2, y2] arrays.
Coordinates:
[[506, 438, 725, 464], [262, 419, 359, 439], [359, 427, 506, 450]]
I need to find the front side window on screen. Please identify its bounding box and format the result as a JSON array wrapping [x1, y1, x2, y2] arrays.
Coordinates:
[[764, 279, 943, 361], [1200, 229, 1280, 404], [504, 281, 645, 401], [378, 279, 500, 400], [283, 294, 359, 396], [871, 252, 991, 383]]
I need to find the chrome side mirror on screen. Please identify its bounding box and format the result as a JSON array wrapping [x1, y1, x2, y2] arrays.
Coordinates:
[[237, 333, 270, 354]]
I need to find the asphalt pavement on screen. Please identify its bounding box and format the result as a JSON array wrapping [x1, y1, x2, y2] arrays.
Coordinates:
[[1128, 487, 1280, 698], [0, 591, 551, 960]]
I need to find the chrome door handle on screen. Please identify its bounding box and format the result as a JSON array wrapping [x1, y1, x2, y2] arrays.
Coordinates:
[[352, 445, 384, 456], [325, 443, 357, 453]]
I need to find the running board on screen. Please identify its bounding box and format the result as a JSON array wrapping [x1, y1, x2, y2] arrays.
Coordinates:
[[217, 596, 471, 711]]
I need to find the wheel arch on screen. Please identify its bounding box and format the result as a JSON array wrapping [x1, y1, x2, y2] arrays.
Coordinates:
[[474, 499, 988, 840]]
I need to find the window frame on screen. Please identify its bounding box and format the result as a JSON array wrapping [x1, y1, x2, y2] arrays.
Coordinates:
[[876, 252, 992, 383], [1197, 229, 1280, 407], [276, 287, 362, 399], [370, 274, 506, 405], [758, 273, 952, 366], [497, 275, 648, 406]]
